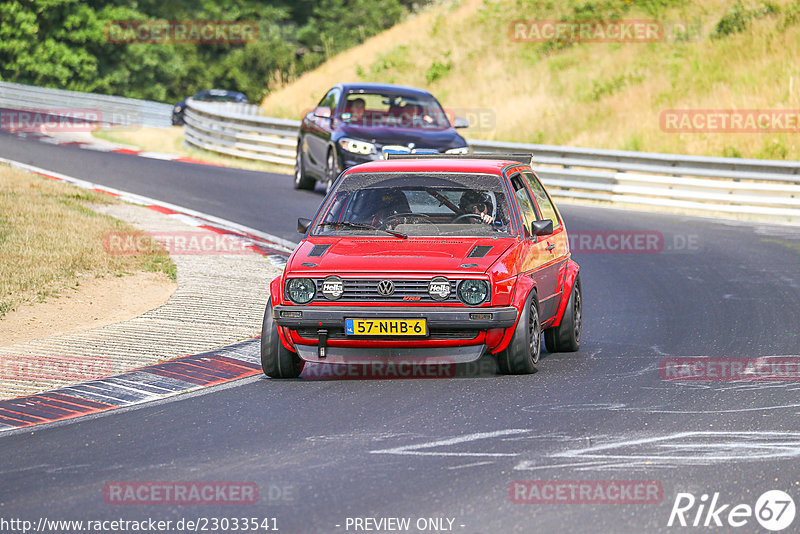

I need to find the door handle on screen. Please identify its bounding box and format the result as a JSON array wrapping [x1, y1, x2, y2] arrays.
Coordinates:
[[546, 243, 555, 251]]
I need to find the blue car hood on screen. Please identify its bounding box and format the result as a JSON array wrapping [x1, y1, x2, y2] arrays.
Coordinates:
[[337, 123, 465, 150]]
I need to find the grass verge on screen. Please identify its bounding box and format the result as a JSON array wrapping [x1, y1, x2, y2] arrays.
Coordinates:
[[0, 164, 176, 319]]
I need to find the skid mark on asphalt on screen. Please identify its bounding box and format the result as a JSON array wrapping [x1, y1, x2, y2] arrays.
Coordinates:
[[514, 431, 800, 471], [521, 400, 800, 415], [366, 427, 800, 473]]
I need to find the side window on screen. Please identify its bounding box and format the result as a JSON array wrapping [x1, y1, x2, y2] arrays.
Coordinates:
[[318, 88, 341, 114], [522, 170, 561, 229], [510, 174, 538, 238]]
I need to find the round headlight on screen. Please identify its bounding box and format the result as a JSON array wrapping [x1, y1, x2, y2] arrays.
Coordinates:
[[286, 278, 315, 304], [428, 276, 451, 301], [321, 275, 344, 300], [458, 280, 489, 306]]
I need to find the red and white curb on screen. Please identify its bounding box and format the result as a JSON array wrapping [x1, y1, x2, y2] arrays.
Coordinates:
[[0, 156, 297, 266], [0, 157, 302, 432], [12, 130, 224, 166], [0, 339, 263, 432]]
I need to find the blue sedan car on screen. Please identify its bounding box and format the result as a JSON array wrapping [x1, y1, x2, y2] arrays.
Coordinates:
[[294, 83, 470, 191]]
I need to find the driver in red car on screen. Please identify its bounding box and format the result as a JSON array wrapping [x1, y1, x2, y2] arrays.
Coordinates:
[[459, 190, 495, 224]]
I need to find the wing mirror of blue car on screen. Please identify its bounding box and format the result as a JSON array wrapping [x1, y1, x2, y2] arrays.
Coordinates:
[[313, 106, 331, 119], [297, 218, 312, 234], [453, 116, 469, 128], [531, 219, 554, 237]]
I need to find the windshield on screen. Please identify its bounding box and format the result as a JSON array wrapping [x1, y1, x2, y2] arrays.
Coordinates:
[[339, 92, 450, 129], [312, 172, 516, 237]]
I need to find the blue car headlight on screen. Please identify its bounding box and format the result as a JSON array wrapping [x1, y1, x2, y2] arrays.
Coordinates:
[[445, 146, 470, 155], [339, 137, 376, 155]]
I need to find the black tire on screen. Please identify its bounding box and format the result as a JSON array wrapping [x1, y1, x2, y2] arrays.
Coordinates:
[[544, 275, 582, 353], [261, 298, 305, 378], [497, 290, 541, 375], [294, 140, 316, 190], [324, 148, 340, 194]]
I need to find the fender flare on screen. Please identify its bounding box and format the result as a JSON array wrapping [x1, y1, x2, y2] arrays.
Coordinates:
[[549, 259, 580, 328], [489, 275, 536, 354]]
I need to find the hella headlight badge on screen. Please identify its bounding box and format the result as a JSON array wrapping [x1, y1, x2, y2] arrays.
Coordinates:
[[458, 279, 489, 306], [321, 275, 344, 300], [428, 277, 451, 301], [339, 138, 375, 155], [286, 278, 315, 304]]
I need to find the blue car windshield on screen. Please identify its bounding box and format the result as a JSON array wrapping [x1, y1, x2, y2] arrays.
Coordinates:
[[313, 172, 516, 237], [339, 93, 450, 129]]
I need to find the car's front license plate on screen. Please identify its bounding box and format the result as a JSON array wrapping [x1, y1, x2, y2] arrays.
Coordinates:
[[345, 318, 427, 336]]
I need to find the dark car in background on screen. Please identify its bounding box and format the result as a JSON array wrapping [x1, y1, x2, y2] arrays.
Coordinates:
[[294, 83, 470, 191], [172, 89, 249, 125]]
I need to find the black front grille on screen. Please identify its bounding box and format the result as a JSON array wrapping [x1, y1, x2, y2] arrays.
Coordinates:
[[312, 278, 461, 303]]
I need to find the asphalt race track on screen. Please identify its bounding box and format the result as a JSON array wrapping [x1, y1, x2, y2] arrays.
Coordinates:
[[2, 131, 800, 533]]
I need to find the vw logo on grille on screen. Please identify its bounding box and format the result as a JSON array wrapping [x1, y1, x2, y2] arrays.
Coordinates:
[[376, 279, 395, 296]]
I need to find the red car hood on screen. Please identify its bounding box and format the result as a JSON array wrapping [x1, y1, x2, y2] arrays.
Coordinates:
[[288, 237, 515, 275]]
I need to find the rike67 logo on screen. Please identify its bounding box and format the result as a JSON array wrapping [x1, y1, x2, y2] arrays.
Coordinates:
[[668, 490, 796, 531]]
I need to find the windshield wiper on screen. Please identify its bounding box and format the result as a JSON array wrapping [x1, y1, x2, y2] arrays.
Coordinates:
[[318, 221, 407, 239]]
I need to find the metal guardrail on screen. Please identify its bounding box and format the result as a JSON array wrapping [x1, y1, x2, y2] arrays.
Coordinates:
[[1, 83, 796, 220], [185, 99, 800, 221], [183, 100, 299, 166], [0, 81, 172, 127]]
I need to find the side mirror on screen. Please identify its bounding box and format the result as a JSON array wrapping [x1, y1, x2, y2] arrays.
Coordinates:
[[297, 218, 312, 234], [453, 116, 469, 128], [531, 219, 553, 237], [313, 106, 331, 119]]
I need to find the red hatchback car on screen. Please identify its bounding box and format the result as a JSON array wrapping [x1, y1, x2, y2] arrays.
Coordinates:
[[261, 155, 582, 378]]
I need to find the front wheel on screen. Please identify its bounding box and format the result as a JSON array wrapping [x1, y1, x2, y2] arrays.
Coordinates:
[[324, 148, 340, 193], [544, 274, 582, 353], [497, 291, 541, 375], [294, 140, 316, 190], [261, 298, 305, 378]]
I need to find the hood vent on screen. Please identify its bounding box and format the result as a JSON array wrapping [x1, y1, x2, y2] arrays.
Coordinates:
[[308, 244, 331, 257], [467, 245, 493, 258]]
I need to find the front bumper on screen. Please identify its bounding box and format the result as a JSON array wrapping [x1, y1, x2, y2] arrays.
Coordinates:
[[274, 305, 518, 364], [274, 305, 517, 330]]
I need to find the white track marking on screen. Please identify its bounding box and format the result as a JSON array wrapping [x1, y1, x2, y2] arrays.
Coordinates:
[[445, 461, 496, 470], [370, 429, 530, 457]]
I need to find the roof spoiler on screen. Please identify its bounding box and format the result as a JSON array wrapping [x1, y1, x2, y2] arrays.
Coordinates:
[[385, 153, 533, 165]]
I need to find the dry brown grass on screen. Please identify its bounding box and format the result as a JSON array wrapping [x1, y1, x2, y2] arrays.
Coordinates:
[[0, 165, 175, 318], [261, 0, 800, 160]]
